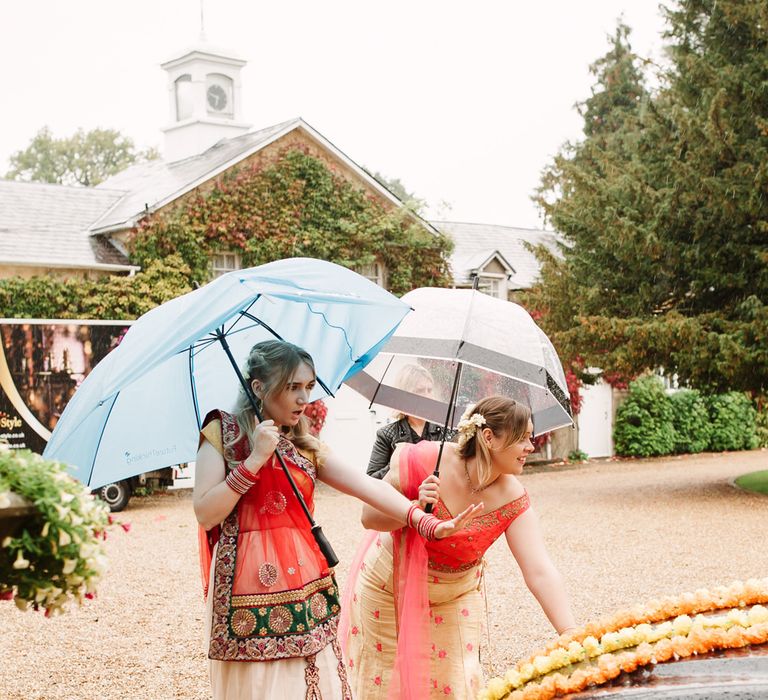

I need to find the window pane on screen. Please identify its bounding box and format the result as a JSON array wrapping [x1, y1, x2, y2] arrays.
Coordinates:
[[175, 75, 193, 121]]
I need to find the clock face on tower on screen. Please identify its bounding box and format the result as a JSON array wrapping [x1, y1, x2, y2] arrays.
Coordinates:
[[206, 84, 228, 112]]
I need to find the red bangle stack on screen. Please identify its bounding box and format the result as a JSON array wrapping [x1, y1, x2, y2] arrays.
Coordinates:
[[416, 514, 440, 541], [406, 503, 420, 528], [225, 461, 259, 495]]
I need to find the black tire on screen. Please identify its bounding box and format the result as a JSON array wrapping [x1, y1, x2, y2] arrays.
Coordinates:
[[95, 480, 132, 512]]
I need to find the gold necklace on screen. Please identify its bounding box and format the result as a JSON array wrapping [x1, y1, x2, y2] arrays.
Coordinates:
[[464, 459, 491, 493]]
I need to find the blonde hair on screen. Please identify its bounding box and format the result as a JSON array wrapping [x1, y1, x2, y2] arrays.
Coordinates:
[[457, 396, 531, 488], [230, 340, 321, 455], [391, 363, 434, 421]]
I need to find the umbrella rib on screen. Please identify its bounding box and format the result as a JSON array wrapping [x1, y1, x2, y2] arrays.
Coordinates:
[[85, 393, 119, 487], [188, 345, 202, 431]]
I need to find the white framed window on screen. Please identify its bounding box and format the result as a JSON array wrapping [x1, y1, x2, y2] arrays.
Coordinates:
[[476, 273, 507, 299], [209, 251, 241, 279], [174, 74, 193, 121], [356, 261, 386, 287]]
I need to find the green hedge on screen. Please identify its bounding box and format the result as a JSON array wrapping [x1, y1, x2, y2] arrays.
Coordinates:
[[614, 377, 759, 457], [614, 376, 676, 457], [669, 390, 711, 454], [0, 255, 192, 321], [706, 392, 759, 452]]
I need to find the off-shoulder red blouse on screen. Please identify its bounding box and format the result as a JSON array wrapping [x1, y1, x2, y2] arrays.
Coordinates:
[[426, 491, 530, 572]]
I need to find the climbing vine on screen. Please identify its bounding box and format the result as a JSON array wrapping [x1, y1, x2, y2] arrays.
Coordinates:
[[130, 148, 452, 294]]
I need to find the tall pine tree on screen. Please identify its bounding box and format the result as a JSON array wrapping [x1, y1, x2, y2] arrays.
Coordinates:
[[528, 2, 768, 392]]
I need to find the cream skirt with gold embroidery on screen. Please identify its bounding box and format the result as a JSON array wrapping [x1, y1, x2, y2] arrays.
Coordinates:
[[204, 544, 352, 700]]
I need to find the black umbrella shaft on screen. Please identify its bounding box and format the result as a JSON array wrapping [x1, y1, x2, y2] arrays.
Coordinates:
[[425, 359, 464, 514], [216, 332, 339, 568]]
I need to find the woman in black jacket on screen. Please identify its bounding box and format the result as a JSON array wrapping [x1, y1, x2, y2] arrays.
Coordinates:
[[366, 364, 447, 479]]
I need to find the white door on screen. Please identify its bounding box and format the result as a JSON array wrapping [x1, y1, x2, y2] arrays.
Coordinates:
[[578, 380, 613, 458]]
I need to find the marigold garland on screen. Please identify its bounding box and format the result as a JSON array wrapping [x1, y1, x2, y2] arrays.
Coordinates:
[[479, 578, 768, 700]]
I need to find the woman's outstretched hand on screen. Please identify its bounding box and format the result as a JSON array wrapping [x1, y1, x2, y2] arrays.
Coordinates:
[[433, 502, 484, 539], [418, 474, 440, 510]]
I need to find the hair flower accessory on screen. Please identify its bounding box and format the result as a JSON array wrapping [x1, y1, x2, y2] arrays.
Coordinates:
[[456, 407, 486, 448]]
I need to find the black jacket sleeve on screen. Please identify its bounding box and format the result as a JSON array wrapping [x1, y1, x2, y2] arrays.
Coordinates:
[[367, 424, 396, 479]]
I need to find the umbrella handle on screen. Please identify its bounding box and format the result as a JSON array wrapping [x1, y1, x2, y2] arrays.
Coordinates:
[[311, 524, 340, 568], [424, 465, 440, 514]]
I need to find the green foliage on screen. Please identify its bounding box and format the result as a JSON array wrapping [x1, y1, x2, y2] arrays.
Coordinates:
[[0, 449, 110, 614], [706, 392, 759, 452], [614, 376, 676, 457], [0, 256, 192, 321], [669, 390, 711, 453], [131, 148, 452, 293], [567, 449, 589, 463], [6, 127, 158, 187], [756, 399, 768, 448], [530, 3, 768, 393]]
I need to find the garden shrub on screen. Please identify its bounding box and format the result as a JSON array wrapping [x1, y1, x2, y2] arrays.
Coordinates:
[[706, 392, 759, 452], [613, 376, 676, 457], [755, 398, 768, 449], [669, 390, 711, 454]]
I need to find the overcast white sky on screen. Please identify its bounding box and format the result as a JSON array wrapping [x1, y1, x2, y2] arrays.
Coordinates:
[[0, 1, 669, 228]]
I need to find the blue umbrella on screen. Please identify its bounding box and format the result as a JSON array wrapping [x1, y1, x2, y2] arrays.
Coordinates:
[[44, 256, 410, 488]]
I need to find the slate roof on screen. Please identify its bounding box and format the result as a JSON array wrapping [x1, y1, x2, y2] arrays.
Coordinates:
[[0, 180, 134, 271], [433, 221, 562, 290], [91, 119, 298, 234]]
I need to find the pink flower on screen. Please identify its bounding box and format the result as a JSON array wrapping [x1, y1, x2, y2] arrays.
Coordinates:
[[461, 609, 469, 617], [376, 643, 382, 652], [466, 643, 473, 652], [374, 677, 382, 686], [351, 626, 359, 635], [373, 609, 380, 619], [119, 522, 131, 533], [443, 686, 452, 694], [438, 649, 447, 658], [349, 659, 354, 668], [434, 615, 444, 625]]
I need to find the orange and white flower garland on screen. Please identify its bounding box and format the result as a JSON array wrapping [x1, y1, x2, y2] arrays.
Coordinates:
[[480, 578, 768, 700]]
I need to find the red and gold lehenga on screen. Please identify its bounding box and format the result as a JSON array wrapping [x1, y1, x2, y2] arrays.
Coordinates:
[[339, 441, 529, 700], [198, 410, 352, 700]]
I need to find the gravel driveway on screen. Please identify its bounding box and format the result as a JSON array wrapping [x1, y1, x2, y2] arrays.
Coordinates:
[[2, 450, 767, 699]]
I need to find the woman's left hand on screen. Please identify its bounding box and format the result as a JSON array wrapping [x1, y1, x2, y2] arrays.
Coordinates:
[[433, 502, 484, 539]]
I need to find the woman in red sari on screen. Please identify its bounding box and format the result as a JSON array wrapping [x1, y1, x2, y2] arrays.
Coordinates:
[[341, 396, 577, 699], [193, 340, 481, 700]]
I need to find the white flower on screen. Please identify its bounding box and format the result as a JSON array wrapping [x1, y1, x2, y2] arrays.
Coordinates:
[[455, 410, 487, 447], [58, 530, 72, 547], [13, 549, 30, 569], [62, 559, 77, 575]]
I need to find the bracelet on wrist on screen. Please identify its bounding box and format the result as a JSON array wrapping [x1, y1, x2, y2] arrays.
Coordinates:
[[416, 513, 441, 541], [406, 503, 420, 529], [224, 461, 259, 495]]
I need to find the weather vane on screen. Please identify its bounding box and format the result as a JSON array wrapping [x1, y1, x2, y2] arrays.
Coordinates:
[[199, 0, 207, 41]]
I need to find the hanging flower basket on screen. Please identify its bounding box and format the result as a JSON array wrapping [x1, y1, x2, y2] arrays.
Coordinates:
[[0, 490, 35, 541], [0, 448, 111, 615]]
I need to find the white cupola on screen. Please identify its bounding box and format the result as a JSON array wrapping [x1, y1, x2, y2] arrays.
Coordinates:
[[160, 40, 252, 162]]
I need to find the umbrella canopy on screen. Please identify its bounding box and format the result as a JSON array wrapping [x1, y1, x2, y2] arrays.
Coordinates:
[[345, 287, 573, 435], [43, 258, 410, 489]]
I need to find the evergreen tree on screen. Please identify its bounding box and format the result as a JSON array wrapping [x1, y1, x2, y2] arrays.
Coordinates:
[[528, 2, 768, 393]]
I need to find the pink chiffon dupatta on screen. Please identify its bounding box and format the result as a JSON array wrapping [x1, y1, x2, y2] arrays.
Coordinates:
[[387, 441, 437, 700], [339, 441, 438, 699]]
